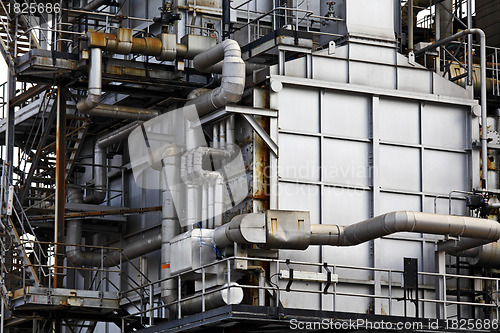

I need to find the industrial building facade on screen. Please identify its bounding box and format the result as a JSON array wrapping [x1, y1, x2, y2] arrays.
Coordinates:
[[0, 0, 500, 332]]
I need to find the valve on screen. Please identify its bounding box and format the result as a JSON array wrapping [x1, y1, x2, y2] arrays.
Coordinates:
[[154, 2, 181, 32], [325, 1, 336, 17]]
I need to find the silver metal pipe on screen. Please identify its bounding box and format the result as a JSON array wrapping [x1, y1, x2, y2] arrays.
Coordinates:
[[408, 0, 414, 52], [86, 104, 160, 120], [84, 121, 143, 204], [219, 121, 226, 149], [415, 29, 488, 190], [202, 183, 208, 228], [438, 237, 492, 255], [226, 115, 235, 146], [312, 211, 500, 246], [161, 153, 181, 303], [77, 48, 160, 120], [77, 47, 102, 114], [169, 283, 243, 315], [214, 176, 224, 228], [213, 211, 500, 250], [213, 124, 219, 149], [188, 40, 246, 117]]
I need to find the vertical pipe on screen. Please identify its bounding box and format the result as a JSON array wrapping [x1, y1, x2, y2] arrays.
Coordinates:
[[161, 154, 179, 304], [479, 31, 488, 190], [213, 124, 219, 149], [208, 183, 214, 229], [408, 0, 414, 52], [214, 176, 224, 228], [226, 115, 235, 146], [258, 268, 265, 306], [186, 121, 197, 230], [467, 0, 473, 86], [219, 121, 226, 149], [202, 183, 208, 228], [222, 0, 230, 39], [54, 86, 66, 288], [435, 1, 441, 73]]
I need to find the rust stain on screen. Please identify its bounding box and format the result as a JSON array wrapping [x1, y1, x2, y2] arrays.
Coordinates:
[[253, 116, 270, 208], [122, 66, 146, 77], [187, 0, 220, 7], [89, 32, 107, 48]]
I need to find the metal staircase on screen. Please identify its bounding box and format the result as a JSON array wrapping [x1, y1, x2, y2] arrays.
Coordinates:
[[17, 89, 90, 210], [0, 0, 41, 71]]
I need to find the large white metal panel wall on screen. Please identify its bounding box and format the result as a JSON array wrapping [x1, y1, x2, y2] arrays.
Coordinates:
[[276, 83, 472, 314]]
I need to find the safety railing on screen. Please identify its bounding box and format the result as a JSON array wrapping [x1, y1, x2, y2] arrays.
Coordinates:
[[121, 255, 500, 327], [11, 240, 122, 300], [230, 4, 344, 46]]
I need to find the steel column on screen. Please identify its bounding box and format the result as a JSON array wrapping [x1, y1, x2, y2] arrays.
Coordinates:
[[54, 87, 66, 288]]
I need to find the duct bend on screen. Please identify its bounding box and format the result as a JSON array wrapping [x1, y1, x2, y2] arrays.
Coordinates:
[[77, 47, 102, 114], [187, 40, 245, 118], [84, 121, 143, 204], [76, 47, 160, 120], [214, 210, 500, 249]]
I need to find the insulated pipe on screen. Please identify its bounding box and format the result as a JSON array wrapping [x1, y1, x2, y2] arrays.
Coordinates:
[[213, 124, 219, 148], [219, 121, 226, 149], [169, 283, 244, 315], [187, 40, 246, 117], [208, 183, 214, 229], [311, 211, 500, 246], [408, 0, 414, 52], [77, 47, 102, 114], [161, 153, 181, 303], [202, 183, 208, 228], [214, 176, 224, 228], [84, 121, 143, 204], [76, 48, 160, 120], [466, 241, 500, 266], [438, 237, 493, 256], [213, 211, 500, 249], [84, 104, 160, 120], [415, 29, 488, 190], [226, 115, 235, 147]]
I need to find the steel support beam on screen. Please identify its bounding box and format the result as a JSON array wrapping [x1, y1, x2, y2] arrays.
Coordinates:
[[54, 87, 66, 288], [6, 73, 15, 177], [241, 114, 278, 157]]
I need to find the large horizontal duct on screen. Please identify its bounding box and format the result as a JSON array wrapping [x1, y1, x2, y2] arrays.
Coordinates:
[[213, 211, 500, 250], [311, 211, 500, 246]]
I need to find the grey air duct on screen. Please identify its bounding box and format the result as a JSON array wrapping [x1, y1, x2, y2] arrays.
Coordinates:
[[187, 39, 245, 117], [213, 211, 500, 250]]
